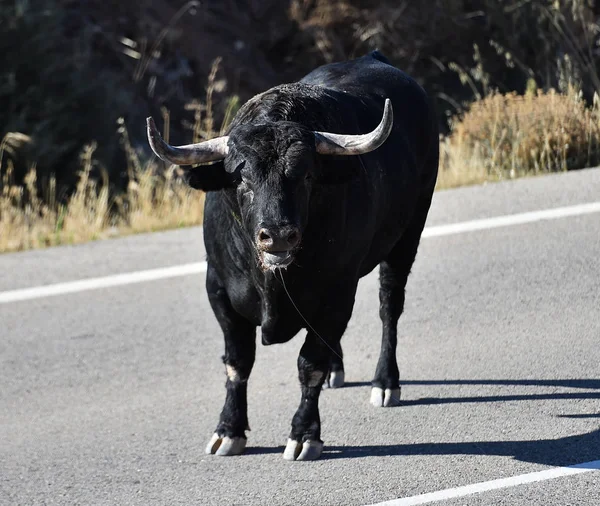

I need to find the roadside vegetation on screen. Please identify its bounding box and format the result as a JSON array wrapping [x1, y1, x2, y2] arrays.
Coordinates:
[[438, 85, 600, 188], [0, 145, 205, 253], [1, 0, 600, 253], [0, 65, 231, 253]]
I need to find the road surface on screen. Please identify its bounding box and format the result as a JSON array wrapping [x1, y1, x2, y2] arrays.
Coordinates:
[[1, 168, 600, 505]]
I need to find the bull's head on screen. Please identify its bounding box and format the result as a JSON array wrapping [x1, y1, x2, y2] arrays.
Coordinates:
[[146, 99, 393, 270]]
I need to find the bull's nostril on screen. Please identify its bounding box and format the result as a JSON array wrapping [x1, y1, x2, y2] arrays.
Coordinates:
[[258, 229, 272, 244], [287, 230, 300, 246], [258, 226, 299, 250]]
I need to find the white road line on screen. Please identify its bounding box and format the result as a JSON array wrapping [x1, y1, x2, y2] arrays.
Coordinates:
[[421, 201, 600, 238], [366, 459, 600, 506], [0, 262, 207, 304], [1, 201, 599, 305]]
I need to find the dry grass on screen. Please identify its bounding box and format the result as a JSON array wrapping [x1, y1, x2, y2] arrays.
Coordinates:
[[437, 86, 600, 189], [0, 58, 235, 254], [0, 144, 205, 253]]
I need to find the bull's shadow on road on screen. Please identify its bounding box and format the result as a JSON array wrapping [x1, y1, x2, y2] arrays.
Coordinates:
[[320, 428, 600, 467], [343, 379, 600, 406], [324, 378, 600, 465], [323, 378, 600, 465]]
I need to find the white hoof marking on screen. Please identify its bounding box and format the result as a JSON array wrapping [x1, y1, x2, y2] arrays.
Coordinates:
[[205, 433, 246, 456], [297, 440, 324, 461], [370, 386, 401, 407], [283, 439, 323, 461], [283, 438, 302, 461], [323, 370, 345, 389]]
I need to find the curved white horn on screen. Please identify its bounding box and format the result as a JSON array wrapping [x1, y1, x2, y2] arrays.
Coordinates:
[[314, 98, 393, 155], [146, 117, 229, 165]]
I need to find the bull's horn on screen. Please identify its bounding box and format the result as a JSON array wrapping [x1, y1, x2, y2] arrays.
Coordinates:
[[146, 117, 229, 165], [314, 98, 393, 156]]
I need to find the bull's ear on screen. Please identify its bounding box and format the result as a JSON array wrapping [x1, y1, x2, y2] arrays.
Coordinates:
[[178, 160, 234, 191]]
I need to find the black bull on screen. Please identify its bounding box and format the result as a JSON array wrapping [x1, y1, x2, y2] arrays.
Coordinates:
[[147, 51, 439, 461]]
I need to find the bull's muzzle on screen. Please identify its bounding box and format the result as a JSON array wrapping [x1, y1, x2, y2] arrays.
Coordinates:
[[256, 225, 301, 270]]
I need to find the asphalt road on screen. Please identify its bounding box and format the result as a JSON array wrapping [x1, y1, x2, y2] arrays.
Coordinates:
[[1, 168, 600, 506]]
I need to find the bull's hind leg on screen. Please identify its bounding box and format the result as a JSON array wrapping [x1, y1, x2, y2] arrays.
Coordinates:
[[323, 341, 345, 388], [205, 265, 256, 456], [371, 205, 430, 407]]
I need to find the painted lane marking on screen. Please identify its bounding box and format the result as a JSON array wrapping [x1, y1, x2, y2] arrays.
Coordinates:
[[0, 262, 207, 304], [1, 201, 599, 305], [366, 459, 600, 505], [421, 201, 600, 238]]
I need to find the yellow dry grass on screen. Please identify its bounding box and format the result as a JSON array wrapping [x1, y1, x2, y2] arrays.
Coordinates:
[[0, 145, 205, 254], [2, 86, 600, 253], [437, 86, 600, 189], [0, 58, 233, 254]]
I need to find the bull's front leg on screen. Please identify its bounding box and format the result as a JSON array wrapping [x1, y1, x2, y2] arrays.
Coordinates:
[[283, 331, 331, 461], [283, 289, 354, 462], [205, 269, 256, 456]]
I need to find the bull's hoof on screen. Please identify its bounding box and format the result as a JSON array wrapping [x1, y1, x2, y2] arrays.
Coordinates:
[[283, 439, 323, 461], [370, 386, 401, 407], [205, 433, 247, 456], [323, 370, 345, 389]]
